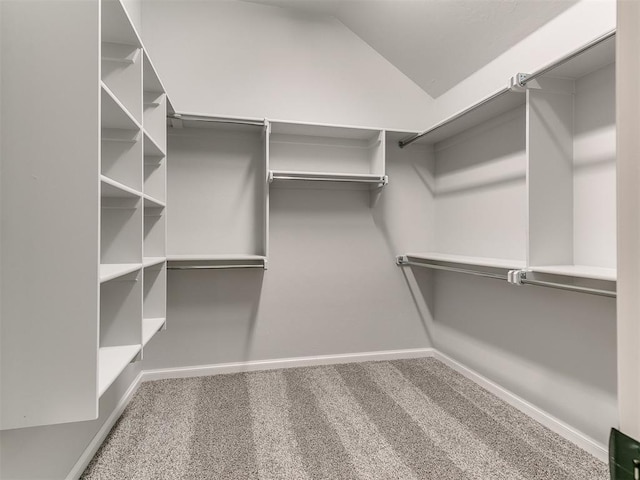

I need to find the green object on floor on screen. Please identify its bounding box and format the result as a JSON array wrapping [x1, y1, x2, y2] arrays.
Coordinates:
[[610, 428, 640, 479]]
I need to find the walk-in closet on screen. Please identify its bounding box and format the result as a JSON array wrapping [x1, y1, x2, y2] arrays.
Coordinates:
[[1, 0, 638, 479]]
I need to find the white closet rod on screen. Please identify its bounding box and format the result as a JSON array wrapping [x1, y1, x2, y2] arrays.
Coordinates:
[[518, 29, 616, 87], [269, 172, 388, 184], [397, 258, 616, 298], [518, 276, 616, 298], [167, 264, 265, 270], [399, 28, 616, 149], [167, 112, 264, 127], [399, 259, 508, 281]]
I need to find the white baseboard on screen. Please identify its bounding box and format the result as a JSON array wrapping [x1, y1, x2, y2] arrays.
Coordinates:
[[66, 371, 144, 480], [68, 346, 608, 480], [141, 348, 436, 382], [433, 350, 608, 462]]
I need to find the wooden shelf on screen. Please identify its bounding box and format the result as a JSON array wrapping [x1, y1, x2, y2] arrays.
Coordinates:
[[404, 253, 526, 270], [101, 82, 141, 131], [102, 128, 141, 143], [98, 345, 141, 396], [144, 130, 165, 157], [101, 0, 142, 47], [530, 265, 616, 282], [269, 170, 387, 185], [143, 53, 167, 95], [143, 257, 166, 268], [142, 317, 165, 346], [405, 89, 525, 146], [101, 175, 142, 199], [100, 263, 142, 283], [143, 194, 166, 209]]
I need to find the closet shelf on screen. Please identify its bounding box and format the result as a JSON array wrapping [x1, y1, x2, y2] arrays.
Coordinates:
[[397, 254, 616, 297], [401, 253, 526, 270], [399, 89, 525, 148], [144, 91, 164, 107], [100, 263, 143, 283], [98, 345, 141, 397], [142, 317, 166, 346], [143, 194, 166, 209], [101, 82, 142, 131], [167, 254, 267, 270], [102, 128, 141, 143], [143, 53, 168, 96], [102, 42, 141, 65], [143, 130, 165, 157], [101, 175, 143, 199], [529, 265, 616, 282], [143, 257, 166, 268], [269, 170, 388, 185]]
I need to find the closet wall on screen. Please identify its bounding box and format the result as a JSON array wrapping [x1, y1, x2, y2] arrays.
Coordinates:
[[403, 0, 618, 447], [140, 0, 434, 131], [139, 0, 434, 371], [142, 0, 618, 449]]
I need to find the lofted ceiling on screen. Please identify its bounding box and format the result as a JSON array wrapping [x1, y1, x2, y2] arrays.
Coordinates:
[[242, 0, 578, 98]]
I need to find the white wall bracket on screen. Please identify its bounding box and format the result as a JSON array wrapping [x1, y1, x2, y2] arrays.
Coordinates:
[[510, 73, 530, 92]]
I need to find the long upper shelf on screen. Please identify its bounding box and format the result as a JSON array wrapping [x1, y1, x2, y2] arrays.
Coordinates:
[[403, 253, 526, 270], [397, 253, 616, 297]]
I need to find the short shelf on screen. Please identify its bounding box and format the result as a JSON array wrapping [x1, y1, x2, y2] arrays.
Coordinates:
[[143, 257, 166, 268], [98, 344, 141, 396], [101, 82, 141, 131], [143, 194, 166, 209], [144, 130, 165, 157], [99, 263, 142, 283], [142, 317, 166, 346], [529, 265, 616, 282], [269, 170, 388, 185], [101, 175, 142, 199]]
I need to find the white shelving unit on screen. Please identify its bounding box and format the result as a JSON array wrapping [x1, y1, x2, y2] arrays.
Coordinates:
[[527, 35, 616, 283], [268, 121, 386, 187], [167, 116, 268, 268], [0, 0, 169, 430], [403, 90, 527, 266], [396, 34, 616, 294]]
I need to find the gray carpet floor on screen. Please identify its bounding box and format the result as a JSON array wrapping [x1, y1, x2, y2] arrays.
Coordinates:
[[81, 358, 608, 479]]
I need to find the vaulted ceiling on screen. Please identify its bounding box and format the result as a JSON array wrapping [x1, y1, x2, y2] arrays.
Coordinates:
[[243, 0, 577, 98]]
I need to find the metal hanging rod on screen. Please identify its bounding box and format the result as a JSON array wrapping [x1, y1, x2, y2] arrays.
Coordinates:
[[397, 256, 616, 298], [269, 171, 388, 184], [167, 113, 264, 127], [168, 264, 265, 270], [518, 29, 616, 87], [398, 258, 508, 281], [398, 87, 511, 148], [519, 277, 615, 298], [399, 29, 616, 150]]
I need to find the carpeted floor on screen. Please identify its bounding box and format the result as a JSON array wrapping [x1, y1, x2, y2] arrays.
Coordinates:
[[81, 358, 608, 479]]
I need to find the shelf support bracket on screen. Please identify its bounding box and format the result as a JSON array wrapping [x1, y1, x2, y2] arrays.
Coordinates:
[[510, 73, 529, 92]]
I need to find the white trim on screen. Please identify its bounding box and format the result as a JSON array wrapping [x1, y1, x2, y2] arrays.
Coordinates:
[[67, 347, 609, 480], [141, 348, 436, 382], [65, 372, 144, 480], [433, 350, 608, 462]]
